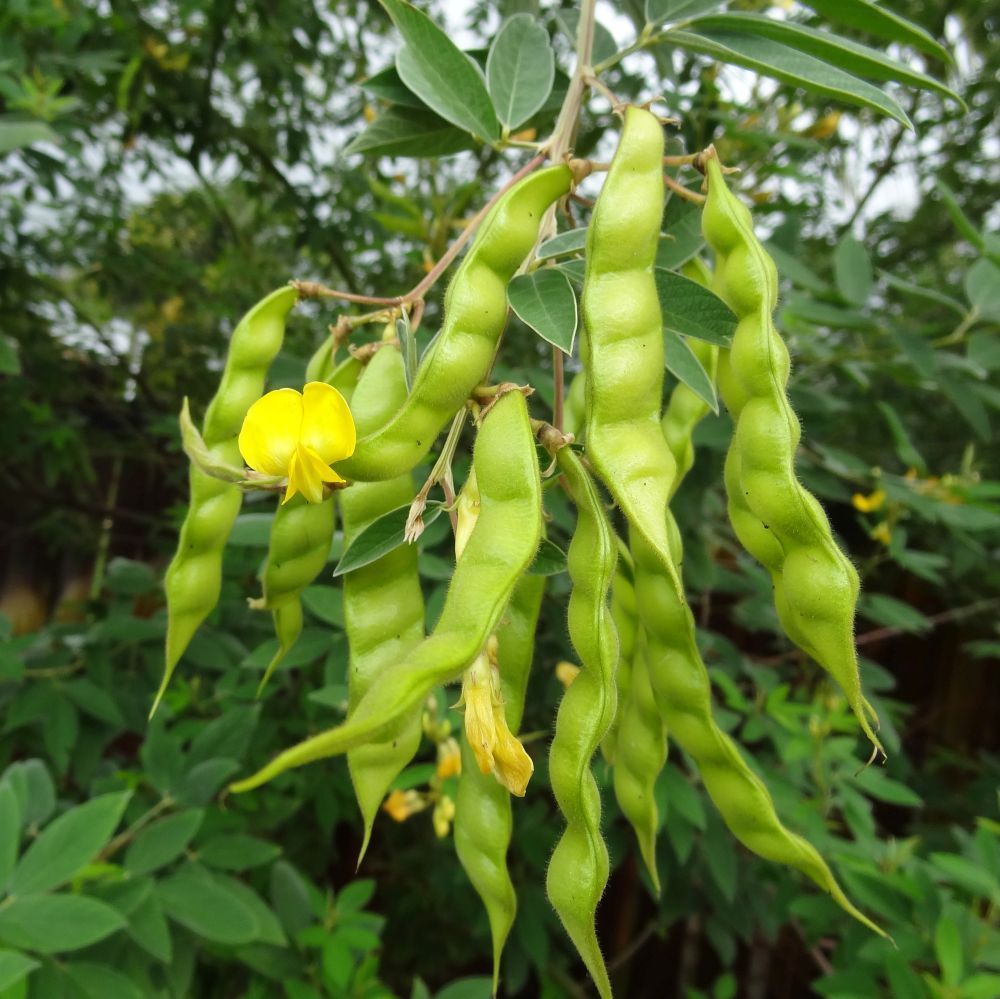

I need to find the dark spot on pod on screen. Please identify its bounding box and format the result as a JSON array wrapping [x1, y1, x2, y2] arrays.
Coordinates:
[[763, 523, 769, 530], [392, 740, 398, 748]]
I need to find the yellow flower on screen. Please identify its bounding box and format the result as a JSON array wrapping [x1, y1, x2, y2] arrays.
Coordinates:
[[460, 646, 534, 797], [432, 795, 455, 839], [435, 737, 462, 780], [555, 660, 581, 688], [239, 382, 356, 504], [382, 789, 427, 823], [870, 522, 892, 546], [852, 489, 886, 513]]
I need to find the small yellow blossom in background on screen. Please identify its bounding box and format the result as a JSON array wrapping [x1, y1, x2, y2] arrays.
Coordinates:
[[239, 382, 356, 505], [435, 737, 462, 780], [382, 789, 427, 823], [852, 489, 886, 513], [432, 796, 455, 839], [870, 522, 892, 546], [555, 661, 581, 688]]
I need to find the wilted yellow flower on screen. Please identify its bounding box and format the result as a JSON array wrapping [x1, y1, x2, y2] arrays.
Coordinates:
[[382, 789, 426, 823], [555, 661, 581, 688], [852, 489, 886, 513], [460, 644, 533, 797], [239, 382, 355, 505]]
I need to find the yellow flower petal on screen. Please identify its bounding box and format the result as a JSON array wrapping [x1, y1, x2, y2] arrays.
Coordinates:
[[852, 489, 886, 513], [239, 388, 302, 476], [300, 382, 356, 466], [491, 725, 534, 797], [285, 444, 342, 505]]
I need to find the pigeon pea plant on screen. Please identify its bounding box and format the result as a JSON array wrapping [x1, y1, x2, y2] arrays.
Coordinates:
[[3, 1, 996, 997]]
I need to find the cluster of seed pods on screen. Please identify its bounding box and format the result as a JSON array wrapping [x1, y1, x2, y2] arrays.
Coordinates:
[[160, 107, 883, 997]]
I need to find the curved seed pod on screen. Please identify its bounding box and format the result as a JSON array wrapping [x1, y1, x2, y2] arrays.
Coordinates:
[[632, 524, 885, 937], [305, 334, 336, 383], [661, 257, 719, 497], [454, 574, 544, 996], [701, 152, 881, 753], [229, 390, 541, 793], [600, 565, 636, 766], [156, 286, 298, 715], [581, 106, 684, 603], [338, 165, 573, 482], [546, 445, 618, 999], [612, 632, 665, 894], [340, 345, 425, 862], [254, 493, 336, 695]]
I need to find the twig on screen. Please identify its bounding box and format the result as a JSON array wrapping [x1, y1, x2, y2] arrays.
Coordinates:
[[664, 173, 706, 204], [295, 154, 545, 308]]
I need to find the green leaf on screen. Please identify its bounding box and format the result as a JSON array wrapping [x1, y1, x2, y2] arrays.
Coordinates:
[[124, 809, 204, 876], [486, 14, 555, 130], [334, 503, 443, 576], [433, 978, 494, 999], [379, 0, 498, 141], [702, 814, 738, 902], [345, 106, 475, 159], [858, 593, 931, 633], [834, 235, 874, 306], [336, 879, 375, 916], [127, 892, 173, 963], [765, 242, 829, 294], [965, 259, 1000, 321], [397, 312, 418, 392], [655, 270, 737, 348], [0, 951, 38, 992], [557, 259, 586, 284], [0, 784, 20, 887], [8, 792, 130, 895], [361, 65, 427, 108], [935, 180, 985, 252], [657, 195, 705, 270], [882, 270, 966, 316], [850, 767, 923, 807], [961, 975, 1000, 999], [198, 834, 281, 871], [934, 915, 963, 987], [687, 13, 963, 108], [662, 766, 706, 829], [0, 119, 60, 155], [0, 337, 20, 376], [556, 11, 617, 66], [646, 0, 726, 27], [537, 228, 588, 260], [65, 963, 145, 999], [508, 270, 578, 354], [664, 329, 718, 413], [300, 586, 344, 628], [798, 0, 952, 65], [157, 865, 259, 945], [0, 894, 125, 953], [2, 761, 55, 828], [877, 402, 927, 473], [175, 759, 238, 807], [228, 513, 275, 547], [929, 852, 1000, 903], [529, 538, 568, 576], [668, 30, 912, 127]]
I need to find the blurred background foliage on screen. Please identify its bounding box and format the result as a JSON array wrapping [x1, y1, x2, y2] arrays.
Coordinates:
[[0, 1, 998, 997]]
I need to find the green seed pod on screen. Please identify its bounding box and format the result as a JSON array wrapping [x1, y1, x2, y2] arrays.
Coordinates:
[[156, 286, 297, 715], [454, 574, 545, 996], [701, 152, 881, 754], [660, 257, 719, 497], [254, 492, 337, 695], [340, 344, 425, 862], [546, 444, 618, 999], [601, 563, 637, 766], [338, 165, 573, 482], [581, 106, 684, 603], [228, 389, 542, 793], [632, 522, 885, 937]]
